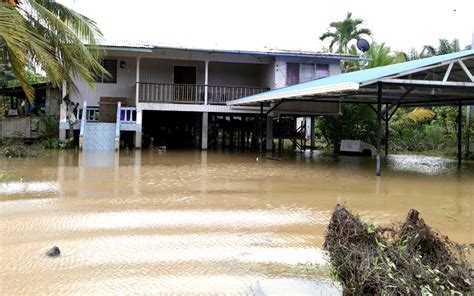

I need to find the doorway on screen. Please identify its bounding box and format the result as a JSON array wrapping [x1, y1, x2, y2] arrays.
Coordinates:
[[174, 66, 197, 102], [174, 66, 196, 84]]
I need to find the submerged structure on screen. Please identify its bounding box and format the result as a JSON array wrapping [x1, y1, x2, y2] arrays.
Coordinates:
[[61, 41, 365, 151]]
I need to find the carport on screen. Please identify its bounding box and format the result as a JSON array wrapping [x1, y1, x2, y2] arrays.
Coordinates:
[[227, 50, 474, 175]]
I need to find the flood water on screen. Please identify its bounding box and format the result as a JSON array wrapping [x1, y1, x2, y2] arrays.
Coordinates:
[[1, 150, 473, 294]]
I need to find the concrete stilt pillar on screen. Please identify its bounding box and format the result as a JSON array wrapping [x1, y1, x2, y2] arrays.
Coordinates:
[[59, 129, 66, 141], [201, 112, 208, 150], [134, 109, 143, 149], [305, 116, 312, 149], [59, 102, 67, 141], [266, 116, 273, 151]]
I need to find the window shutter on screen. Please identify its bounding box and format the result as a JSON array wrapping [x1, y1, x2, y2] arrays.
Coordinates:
[[316, 64, 329, 79], [300, 63, 316, 83], [286, 63, 300, 86]]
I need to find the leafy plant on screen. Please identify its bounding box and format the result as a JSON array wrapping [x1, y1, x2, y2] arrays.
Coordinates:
[[40, 137, 73, 149], [38, 115, 58, 138]]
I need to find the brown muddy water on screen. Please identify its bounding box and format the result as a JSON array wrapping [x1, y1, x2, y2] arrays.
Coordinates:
[[1, 150, 473, 295]]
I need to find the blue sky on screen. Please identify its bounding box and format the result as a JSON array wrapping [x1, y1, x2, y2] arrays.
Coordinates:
[[60, 0, 474, 52]]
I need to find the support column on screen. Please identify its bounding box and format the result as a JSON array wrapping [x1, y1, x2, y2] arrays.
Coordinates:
[[278, 115, 282, 155], [259, 103, 264, 153], [134, 109, 142, 148], [457, 100, 462, 167], [134, 57, 142, 149], [305, 117, 312, 149], [204, 61, 209, 105], [385, 104, 389, 156], [465, 105, 471, 158], [201, 112, 208, 150], [376, 84, 382, 176], [310, 117, 315, 150], [135, 57, 141, 105], [59, 80, 67, 141], [266, 116, 273, 151]]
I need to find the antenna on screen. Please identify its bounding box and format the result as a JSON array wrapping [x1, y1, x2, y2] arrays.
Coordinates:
[[356, 39, 370, 53]]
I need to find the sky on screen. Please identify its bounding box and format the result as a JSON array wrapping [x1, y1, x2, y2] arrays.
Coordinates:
[[60, 0, 474, 53]]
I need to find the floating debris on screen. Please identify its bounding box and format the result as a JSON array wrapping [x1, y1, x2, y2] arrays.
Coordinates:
[[46, 246, 61, 257], [324, 205, 471, 295]]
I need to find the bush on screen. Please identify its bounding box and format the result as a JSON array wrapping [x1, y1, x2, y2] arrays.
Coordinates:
[[317, 104, 376, 151], [38, 115, 58, 138], [0, 138, 39, 158], [40, 138, 74, 149]]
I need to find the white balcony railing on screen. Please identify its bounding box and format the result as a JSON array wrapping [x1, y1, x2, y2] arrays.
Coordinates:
[[138, 82, 269, 104]]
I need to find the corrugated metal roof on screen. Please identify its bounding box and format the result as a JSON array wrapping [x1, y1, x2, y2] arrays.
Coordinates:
[[227, 49, 474, 105], [96, 39, 368, 61]]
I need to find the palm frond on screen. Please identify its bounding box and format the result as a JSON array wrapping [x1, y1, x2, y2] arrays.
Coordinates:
[[0, 3, 35, 99], [394, 108, 435, 126]]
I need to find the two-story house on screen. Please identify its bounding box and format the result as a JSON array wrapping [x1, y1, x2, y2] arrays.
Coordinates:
[[61, 41, 363, 150]]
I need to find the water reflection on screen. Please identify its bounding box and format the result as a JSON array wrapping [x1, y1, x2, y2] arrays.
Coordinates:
[[0, 150, 472, 294]]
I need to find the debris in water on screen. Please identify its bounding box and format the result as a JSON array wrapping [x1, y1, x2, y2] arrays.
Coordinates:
[[46, 246, 61, 257], [324, 205, 471, 295]]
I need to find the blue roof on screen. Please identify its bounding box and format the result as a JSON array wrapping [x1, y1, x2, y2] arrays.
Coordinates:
[[227, 49, 474, 105]]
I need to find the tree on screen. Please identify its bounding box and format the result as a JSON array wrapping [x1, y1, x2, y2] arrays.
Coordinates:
[[423, 39, 461, 57], [0, 0, 107, 102], [317, 104, 376, 152], [320, 12, 372, 54], [364, 43, 406, 68]]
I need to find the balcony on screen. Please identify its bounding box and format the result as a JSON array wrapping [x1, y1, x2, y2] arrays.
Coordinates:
[[138, 83, 269, 104]]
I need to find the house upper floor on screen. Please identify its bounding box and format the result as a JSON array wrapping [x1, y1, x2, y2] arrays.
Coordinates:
[[70, 41, 365, 109]]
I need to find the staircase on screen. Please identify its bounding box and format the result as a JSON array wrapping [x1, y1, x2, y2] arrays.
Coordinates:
[[79, 102, 120, 151]]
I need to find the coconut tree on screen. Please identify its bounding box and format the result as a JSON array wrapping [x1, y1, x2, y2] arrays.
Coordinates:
[[423, 39, 461, 57], [320, 12, 372, 54], [364, 42, 406, 69], [0, 0, 107, 101]]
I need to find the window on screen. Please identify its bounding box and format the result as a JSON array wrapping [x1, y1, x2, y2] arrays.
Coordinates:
[[300, 63, 316, 83], [286, 63, 300, 86], [316, 64, 329, 79], [95, 59, 117, 83]]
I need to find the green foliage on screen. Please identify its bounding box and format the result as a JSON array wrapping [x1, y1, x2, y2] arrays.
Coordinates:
[[392, 108, 435, 127], [38, 115, 58, 138], [320, 12, 372, 54], [40, 138, 73, 149], [389, 106, 473, 155], [423, 39, 461, 57], [0, 137, 39, 157], [317, 104, 376, 150], [4, 69, 47, 88], [0, 0, 108, 102]]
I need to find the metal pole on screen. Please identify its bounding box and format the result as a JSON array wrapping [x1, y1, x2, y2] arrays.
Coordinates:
[[465, 105, 471, 158], [385, 104, 389, 156], [457, 100, 462, 167], [376, 83, 382, 176], [259, 103, 263, 154]]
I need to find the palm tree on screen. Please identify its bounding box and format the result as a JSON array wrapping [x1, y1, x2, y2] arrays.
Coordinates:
[[364, 43, 405, 69], [320, 12, 372, 54], [0, 0, 107, 101], [423, 39, 461, 57]]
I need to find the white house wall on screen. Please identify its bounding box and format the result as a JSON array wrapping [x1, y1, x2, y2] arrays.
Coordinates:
[[140, 58, 205, 84], [208, 62, 268, 87], [70, 56, 137, 107]]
